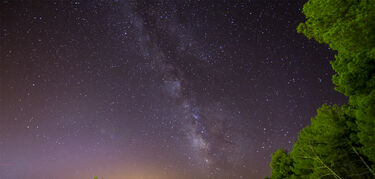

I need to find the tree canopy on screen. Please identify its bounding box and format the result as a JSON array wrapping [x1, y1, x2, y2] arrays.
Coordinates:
[[269, 0, 375, 178], [297, 0, 375, 55]]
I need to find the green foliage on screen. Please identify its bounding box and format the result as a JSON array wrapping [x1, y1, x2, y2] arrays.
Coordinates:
[[331, 50, 375, 97], [297, 0, 375, 55], [269, 0, 375, 178], [290, 105, 372, 178], [355, 90, 375, 166], [270, 149, 294, 179]]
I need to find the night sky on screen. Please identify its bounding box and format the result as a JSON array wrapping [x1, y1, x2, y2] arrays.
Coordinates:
[[0, 1, 347, 178]]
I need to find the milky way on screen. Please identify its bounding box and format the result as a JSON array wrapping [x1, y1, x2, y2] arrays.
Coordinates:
[[0, 1, 346, 178], [131, 4, 242, 174]]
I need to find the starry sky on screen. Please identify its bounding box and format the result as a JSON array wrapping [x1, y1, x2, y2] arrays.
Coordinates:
[[0, 1, 347, 179]]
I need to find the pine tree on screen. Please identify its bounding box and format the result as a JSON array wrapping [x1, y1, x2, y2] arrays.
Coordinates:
[[269, 0, 375, 178]]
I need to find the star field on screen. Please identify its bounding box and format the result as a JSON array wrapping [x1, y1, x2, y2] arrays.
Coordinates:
[[0, 1, 346, 178]]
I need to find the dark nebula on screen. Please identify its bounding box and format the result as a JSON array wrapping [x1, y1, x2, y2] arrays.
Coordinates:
[[0, 1, 346, 178]]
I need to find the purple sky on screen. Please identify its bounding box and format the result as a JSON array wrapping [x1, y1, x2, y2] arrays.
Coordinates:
[[0, 1, 346, 178]]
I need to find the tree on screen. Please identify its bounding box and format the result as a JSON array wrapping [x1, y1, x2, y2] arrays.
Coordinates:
[[355, 90, 375, 168], [296, 0, 375, 56], [331, 50, 375, 97], [269, 0, 375, 178], [290, 105, 372, 178], [270, 149, 294, 179]]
